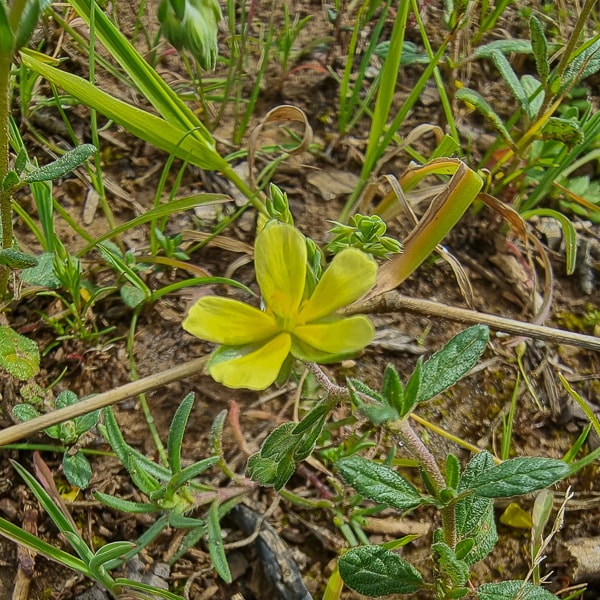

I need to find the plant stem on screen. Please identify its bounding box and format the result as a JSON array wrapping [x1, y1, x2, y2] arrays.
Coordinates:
[[392, 418, 445, 491], [0, 356, 209, 446], [391, 418, 457, 548], [304, 362, 350, 402], [0, 48, 13, 298]]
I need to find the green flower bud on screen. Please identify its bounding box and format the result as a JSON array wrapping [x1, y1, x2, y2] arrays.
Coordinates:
[[158, 0, 222, 70]]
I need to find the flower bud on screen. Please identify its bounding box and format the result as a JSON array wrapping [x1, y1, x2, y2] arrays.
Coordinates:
[[158, 0, 222, 70]]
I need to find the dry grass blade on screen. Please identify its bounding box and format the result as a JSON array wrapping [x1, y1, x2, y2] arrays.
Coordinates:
[[247, 104, 313, 189]]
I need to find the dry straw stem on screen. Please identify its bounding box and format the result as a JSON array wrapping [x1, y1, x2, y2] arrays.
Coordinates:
[[348, 293, 600, 352], [0, 357, 208, 446]]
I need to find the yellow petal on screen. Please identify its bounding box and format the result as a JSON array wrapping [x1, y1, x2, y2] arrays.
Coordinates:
[[293, 315, 374, 355], [255, 222, 306, 320], [208, 333, 292, 390], [183, 296, 278, 345], [299, 248, 377, 323]]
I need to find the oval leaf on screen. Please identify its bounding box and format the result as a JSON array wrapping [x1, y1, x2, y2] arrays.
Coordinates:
[[339, 545, 423, 597], [468, 457, 569, 498], [63, 451, 92, 489], [418, 325, 489, 402], [0, 326, 40, 380], [337, 455, 422, 510]]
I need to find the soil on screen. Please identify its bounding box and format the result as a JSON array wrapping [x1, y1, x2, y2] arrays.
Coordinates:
[[1, 1, 600, 600]]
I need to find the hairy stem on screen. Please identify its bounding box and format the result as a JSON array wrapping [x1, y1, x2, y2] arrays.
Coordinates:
[[0, 48, 13, 298], [304, 362, 350, 402]]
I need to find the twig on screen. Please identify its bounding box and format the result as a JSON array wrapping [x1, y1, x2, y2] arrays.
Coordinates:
[[348, 293, 600, 352], [0, 357, 208, 446]]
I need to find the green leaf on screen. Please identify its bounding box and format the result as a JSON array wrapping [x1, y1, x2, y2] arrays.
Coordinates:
[[293, 415, 326, 461], [0, 248, 39, 270], [89, 540, 134, 575], [23, 144, 96, 183], [521, 74, 544, 120], [474, 39, 533, 58], [74, 407, 100, 436], [167, 392, 195, 473], [337, 455, 423, 510], [94, 491, 157, 513], [469, 456, 569, 498], [11, 403, 41, 422], [445, 454, 460, 489], [339, 545, 423, 596], [478, 580, 559, 599], [0, 2, 14, 53], [246, 454, 278, 486], [207, 500, 231, 583], [490, 50, 530, 119], [259, 423, 297, 459], [120, 284, 146, 308], [529, 16, 548, 84], [13, 0, 41, 50], [62, 451, 92, 489], [2, 170, 20, 190], [455, 88, 514, 147], [165, 456, 219, 493], [381, 363, 404, 414], [0, 326, 40, 380], [540, 117, 584, 145], [563, 38, 600, 86], [432, 542, 469, 587], [456, 452, 497, 564], [20, 252, 61, 288], [418, 325, 489, 402]]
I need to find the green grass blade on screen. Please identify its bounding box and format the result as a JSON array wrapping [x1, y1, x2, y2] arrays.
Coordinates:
[[0, 516, 92, 576], [67, 0, 213, 145], [78, 193, 228, 256], [362, 0, 409, 179], [20, 50, 228, 171]]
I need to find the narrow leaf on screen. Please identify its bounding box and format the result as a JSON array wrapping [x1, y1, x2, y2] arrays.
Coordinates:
[[490, 50, 530, 118], [529, 16, 548, 84], [337, 455, 422, 510], [167, 392, 195, 473], [23, 144, 96, 182], [455, 88, 514, 146], [478, 580, 559, 599], [0, 2, 14, 53], [207, 500, 231, 583], [339, 545, 423, 596]]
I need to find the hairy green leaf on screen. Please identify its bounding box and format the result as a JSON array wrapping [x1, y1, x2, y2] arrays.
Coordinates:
[[455, 88, 513, 147], [529, 16, 548, 84], [478, 580, 559, 599], [339, 545, 423, 596], [167, 392, 195, 473], [208, 500, 231, 583], [337, 455, 422, 510], [0, 326, 40, 380], [62, 451, 92, 489], [469, 456, 569, 498], [23, 144, 97, 183], [418, 325, 489, 402]]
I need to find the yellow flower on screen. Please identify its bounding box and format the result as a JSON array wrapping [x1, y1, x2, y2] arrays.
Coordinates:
[[183, 222, 377, 390]]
